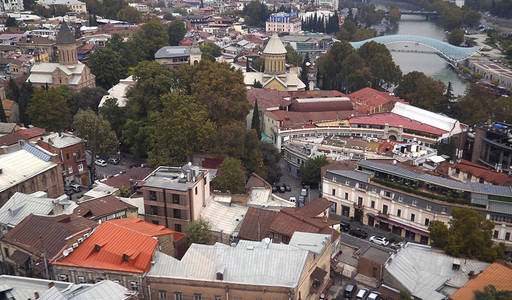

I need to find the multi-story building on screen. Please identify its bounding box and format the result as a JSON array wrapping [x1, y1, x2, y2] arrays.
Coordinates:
[[37, 132, 89, 186], [266, 12, 302, 33], [154, 46, 202, 67], [141, 164, 211, 232], [322, 160, 512, 247], [470, 122, 512, 174], [147, 231, 333, 300], [36, 0, 86, 14], [0, 0, 23, 12], [0, 141, 65, 206]]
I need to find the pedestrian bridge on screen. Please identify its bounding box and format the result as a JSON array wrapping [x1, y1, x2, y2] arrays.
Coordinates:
[[350, 35, 481, 63]]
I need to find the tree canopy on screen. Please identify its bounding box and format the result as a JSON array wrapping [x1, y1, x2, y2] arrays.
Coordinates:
[[185, 219, 214, 246], [448, 29, 465, 46], [394, 71, 446, 111], [243, 0, 270, 27], [168, 20, 187, 46], [27, 87, 72, 131], [285, 45, 303, 66], [211, 157, 247, 194], [299, 156, 328, 188], [474, 285, 512, 300], [428, 207, 505, 262], [199, 43, 222, 62]]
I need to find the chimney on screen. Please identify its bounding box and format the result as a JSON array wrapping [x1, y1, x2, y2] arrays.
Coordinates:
[[216, 272, 223, 280]]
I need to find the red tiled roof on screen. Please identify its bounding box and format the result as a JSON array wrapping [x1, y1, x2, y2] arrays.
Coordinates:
[[349, 112, 447, 136], [245, 172, 272, 190], [2, 214, 97, 260], [450, 160, 511, 186], [101, 167, 154, 189], [289, 99, 353, 112], [108, 218, 185, 241], [77, 43, 94, 54], [247, 88, 289, 108], [74, 195, 137, 220], [17, 127, 46, 139], [450, 263, 512, 300], [267, 110, 355, 127], [0, 132, 25, 146], [179, 39, 193, 46], [349, 87, 408, 113], [238, 207, 279, 241], [52, 221, 159, 274], [288, 90, 347, 100]]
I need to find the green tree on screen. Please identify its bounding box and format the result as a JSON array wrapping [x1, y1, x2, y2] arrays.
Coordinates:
[[448, 29, 465, 46], [251, 100, 261, 139], [252, 57, 264, 72], [259, 142, 281, 184], [0, 100, 6, 122], [494, 96, 512, 124], [6, 79, 20, 101], [121, 120, 154, 158], [185, 219, 214, 246], [99, 98, 125, 137], [5, 16, 17, 28], [428, 208, 504, 262], [388, 6, 401, 25], [398, 290, 412, 300], [18, 82, 33, 125], [132, 18, 169, 60], [23, 0, 36, 10], [168, 20, 187, 46], [69, 87, 107, 114], [285, 44, 303, 66], [73, 109, 119, 181], [474, 285, 512, 300], [298, 156, 328, 188], [27, 87, 72, 131], [148, 93, 215, 166], [88, 47, 124, 89], [101, 0, 126, 19], [300, 53, 309, 90], [394, 71, 446, 111], [211, 157, 247, 194], [243, 0, 269, 26], [199, 43, 222, 62], [117, 6, 142, 24]]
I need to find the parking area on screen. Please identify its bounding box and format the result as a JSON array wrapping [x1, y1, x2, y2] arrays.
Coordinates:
[[273, 160, 320, 205]]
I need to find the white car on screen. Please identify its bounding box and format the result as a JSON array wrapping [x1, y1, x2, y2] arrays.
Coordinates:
[[367, 291, 382, 300], [289, 197, 296, 203], [95, 159, 107, 167], [369, 236, 389, 246]]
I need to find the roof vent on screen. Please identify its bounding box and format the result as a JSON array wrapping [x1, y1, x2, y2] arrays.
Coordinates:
[[72, 242, 78, 248], [216, 271, 223, 280]]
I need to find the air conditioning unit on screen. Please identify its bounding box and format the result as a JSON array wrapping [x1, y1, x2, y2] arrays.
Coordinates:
[[77, 238, 83, 243], [83, 233, 89, 238], [67, 247, 73, 253], [72, 243, 79, 248]]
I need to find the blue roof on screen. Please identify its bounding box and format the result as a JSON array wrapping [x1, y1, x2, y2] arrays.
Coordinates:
[[350, 35, 481, 62], [23, 144, 51, 161]]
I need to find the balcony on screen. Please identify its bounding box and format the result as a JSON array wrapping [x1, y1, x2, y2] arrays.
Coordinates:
[[378, 211, 389, 218]]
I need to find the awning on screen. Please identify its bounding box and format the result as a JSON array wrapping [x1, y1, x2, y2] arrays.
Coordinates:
[[375, 216, 429, 236], [10, 250, 30, 265]]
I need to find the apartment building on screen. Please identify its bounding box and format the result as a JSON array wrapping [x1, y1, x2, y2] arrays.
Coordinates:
[[266, 12, 302, 33], [142, 164, 210, 232], [147, 232, 333, 300], [322, 160, 512, 246]]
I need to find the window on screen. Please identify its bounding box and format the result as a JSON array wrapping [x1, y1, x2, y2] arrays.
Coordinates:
[[30, 181, 35, 192], [59, 274, 68, 281], [195, 186, 198, 195], [344, 192, 349, 200], [424, 218, 430, 226], [372, 267, 377, 278], [384, 191, 392, 198], [332, 188, 336, 196], [174, 292, 183, 300], [214, 296, 222, 300], [494, 230, 499, 239], [410, 213, 415, 222], [159, 291, 168, 300], [173, 209, 181, 219], [397, 209, 401, 217], [149, 191, 157, 201], [358, 197, 363, 206], [95, 278, 103, 283], [42, 174, 47, 186], [412, 199, 418, 206], [77, 276, 86, 283], [382, 204, 388, 214], [68, 166, 73, 174], [175, 224, 182, 232], [77, 150, 81, 158], [152, 220, 159, 225], [66, 153, 70, 160], [130, 281, 138, 291], [172, 194, 180, 204], [151, 206, 158, 215], [506, 232, 510, 241], [3, 247, 8, 258], [371, 201, 375, 208], [398, 196, 403, 202], [194, 294, 202, 300]]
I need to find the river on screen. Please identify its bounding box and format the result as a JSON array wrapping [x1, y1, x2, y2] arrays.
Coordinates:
[[372, 1, 470, 95]]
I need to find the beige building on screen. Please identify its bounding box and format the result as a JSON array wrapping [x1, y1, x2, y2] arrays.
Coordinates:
[[266, 13, 302, 33], [36, 0, 87, 14], [155, 46, 202, 67], [27, 23, 96, 91], [147, 232, 333, 300], [142, 164, 211, 233]]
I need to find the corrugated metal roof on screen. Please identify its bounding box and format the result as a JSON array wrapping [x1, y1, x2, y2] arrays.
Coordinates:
[[200, 200, 248, 236], [63, 280, 133, 300], [41, 132, 82, 149], [0, 275, 72, 300], [289, 232, 331, 254], [154, 46, 190, 59], [149, 236, 313, 288], [385, 243, 490, 300]]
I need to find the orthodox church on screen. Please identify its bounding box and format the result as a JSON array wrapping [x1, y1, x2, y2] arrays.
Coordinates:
[[243, 33, 305, 91], [27, 23, 96, 91]]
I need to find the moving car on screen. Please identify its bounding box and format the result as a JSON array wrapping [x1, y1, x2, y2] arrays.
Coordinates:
[[367, 291, 381, 300], [95, 159, 107, 167], [356, 288, 370, 300], [369, 236, 389, 246], [344, 284, 357, 298], [289, 197, 296, 203], [70, 183, 81, 193], [108, 157, 119, 164], [349, 228, 368, 239]]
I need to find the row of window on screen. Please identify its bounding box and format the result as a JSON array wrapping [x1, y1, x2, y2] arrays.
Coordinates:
[[149, 206, 184, 219], [59, 274, 138, 290], [161, 292, 249, 300]]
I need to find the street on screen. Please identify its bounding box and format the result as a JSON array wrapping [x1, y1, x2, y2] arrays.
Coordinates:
[[273, 159, 320, 205]]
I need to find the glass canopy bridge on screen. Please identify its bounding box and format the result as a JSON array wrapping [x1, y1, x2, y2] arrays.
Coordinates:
[[350, 35, 481, 65]]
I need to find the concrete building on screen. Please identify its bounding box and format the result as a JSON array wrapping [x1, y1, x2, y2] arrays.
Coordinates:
[[147, 231, 333, 300], [0, 0, 23, 12], [470, 122, 512, 174], [141, 164, 211, 232], [27, 23, 96, 90], [37, 132, 89, 186], [98, 75, 136, 108], [155, 46, 202, 67], [468, 59, 512, 91], [266, 12, 301, 34], [322, 160, 512, 247], [37, 0, 86, 14], [0, 142, 65, 207]]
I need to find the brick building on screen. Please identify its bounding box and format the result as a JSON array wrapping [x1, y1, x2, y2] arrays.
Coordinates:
[[0, 142, 65, 206], [73, 195, 138, 222], [37, 132, 89, 186], [142, 164, 211, 232]]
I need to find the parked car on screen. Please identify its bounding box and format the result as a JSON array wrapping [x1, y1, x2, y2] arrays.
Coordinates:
[[390, 241, 404, 250], [95, 159, 107, 167], [289, 196, 296, 203], [367, 291, 381, 300], [344, 284, 358, 298], [70, 183, 81, 193], [298, 195, 305, 202], [108, 157, 119, 165], [339, 221, 351, 232], [64, 186, 74, 196], [369, 236, 389, 246], [278, 185, 286, 193], [349, 228, 368, 239], [272, 185, 278, 193], [285, 184, 292, 192], [356, 288, 370, 300], [300, 188, 308, 197]]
